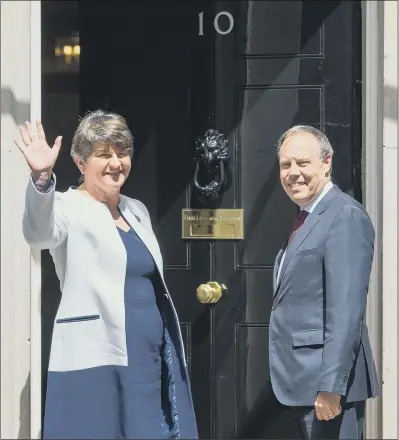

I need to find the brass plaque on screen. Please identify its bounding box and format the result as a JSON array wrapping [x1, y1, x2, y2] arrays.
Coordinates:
[[182, 209, 244, 240]]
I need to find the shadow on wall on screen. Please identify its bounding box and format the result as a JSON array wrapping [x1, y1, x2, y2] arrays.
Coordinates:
[[18, 373, 31, 439], [1, 86, 30, 439], [1, 87, 30, 124], [384, 84, 398, 122]]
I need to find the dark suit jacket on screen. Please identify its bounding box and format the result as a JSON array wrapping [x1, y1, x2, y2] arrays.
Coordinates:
[[269, 185, 380, 406]]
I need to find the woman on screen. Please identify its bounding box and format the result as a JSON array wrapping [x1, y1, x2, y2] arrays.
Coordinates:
[[15, 110, 198, 439]]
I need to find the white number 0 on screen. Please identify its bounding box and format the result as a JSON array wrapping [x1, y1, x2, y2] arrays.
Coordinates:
[[198, 11, 234, 36]]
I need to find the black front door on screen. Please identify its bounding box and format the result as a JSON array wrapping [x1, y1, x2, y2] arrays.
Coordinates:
[[77, 1, 362, 437]]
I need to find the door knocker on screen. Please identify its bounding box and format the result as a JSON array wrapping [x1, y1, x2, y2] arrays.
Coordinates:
[[192, 129, 229, 201]]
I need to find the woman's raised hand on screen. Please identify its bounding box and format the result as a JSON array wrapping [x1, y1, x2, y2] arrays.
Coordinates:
[[14, 121, 62, 176]]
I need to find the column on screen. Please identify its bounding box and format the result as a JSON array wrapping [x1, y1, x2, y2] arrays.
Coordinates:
[[1, 1, 42, 438], [382, 1, 398, 438]]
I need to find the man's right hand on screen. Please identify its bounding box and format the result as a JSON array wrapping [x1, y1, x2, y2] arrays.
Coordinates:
[[14, 120, 62, 176], [314, 391, 342, 421]]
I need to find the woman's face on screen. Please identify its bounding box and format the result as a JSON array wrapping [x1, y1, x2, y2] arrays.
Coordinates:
[[81, 142, 132, 190]]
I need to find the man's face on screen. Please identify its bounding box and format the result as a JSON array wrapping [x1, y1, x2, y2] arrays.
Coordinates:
[[279, 132, 332, 208]]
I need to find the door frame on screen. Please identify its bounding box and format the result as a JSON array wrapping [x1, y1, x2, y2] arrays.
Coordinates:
[[362, 2, 398, 439], [362, 2, 384, 439], [22, 1, 394, 438], [30, 2, 43, 438]]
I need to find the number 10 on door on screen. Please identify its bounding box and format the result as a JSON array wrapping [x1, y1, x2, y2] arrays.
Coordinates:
[[198, 12, 234, 35]]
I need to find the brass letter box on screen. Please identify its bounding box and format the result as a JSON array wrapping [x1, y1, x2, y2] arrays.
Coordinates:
[[182, 209, 244, 240]]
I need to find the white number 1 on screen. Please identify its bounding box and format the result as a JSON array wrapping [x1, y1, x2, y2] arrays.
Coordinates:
[[198, 11, 204, 35]]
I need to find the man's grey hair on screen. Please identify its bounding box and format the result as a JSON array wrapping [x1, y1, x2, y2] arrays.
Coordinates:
[[70, 109, 134, 163], [276, 125, 334, 160]]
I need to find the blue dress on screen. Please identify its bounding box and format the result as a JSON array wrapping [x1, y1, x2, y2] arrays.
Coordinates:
[[43, 225, 182, 439]]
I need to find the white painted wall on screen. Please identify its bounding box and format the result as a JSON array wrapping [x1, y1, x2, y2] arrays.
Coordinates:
[[1, 2, 42, 439], [1, 2, 32, 438]]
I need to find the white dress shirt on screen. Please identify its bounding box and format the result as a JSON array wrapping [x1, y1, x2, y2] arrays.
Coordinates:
[[277, 181, 334, 283]]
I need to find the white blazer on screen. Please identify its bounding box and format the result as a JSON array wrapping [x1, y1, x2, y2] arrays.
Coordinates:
[[23, 175, 186, 372]]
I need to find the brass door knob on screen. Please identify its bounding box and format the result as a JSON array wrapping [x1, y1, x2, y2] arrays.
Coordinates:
[[196, 282, 227, 304]]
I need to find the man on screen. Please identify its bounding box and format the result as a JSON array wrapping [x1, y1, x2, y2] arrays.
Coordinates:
[[269, 126, 380, 439]]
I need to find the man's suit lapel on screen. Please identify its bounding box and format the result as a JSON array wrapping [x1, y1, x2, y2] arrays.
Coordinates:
[[275, 214, 320, 293], [273, 185, 341, 305]]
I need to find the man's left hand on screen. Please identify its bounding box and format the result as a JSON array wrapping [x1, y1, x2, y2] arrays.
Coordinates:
[[314, 392, 342, 421]]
